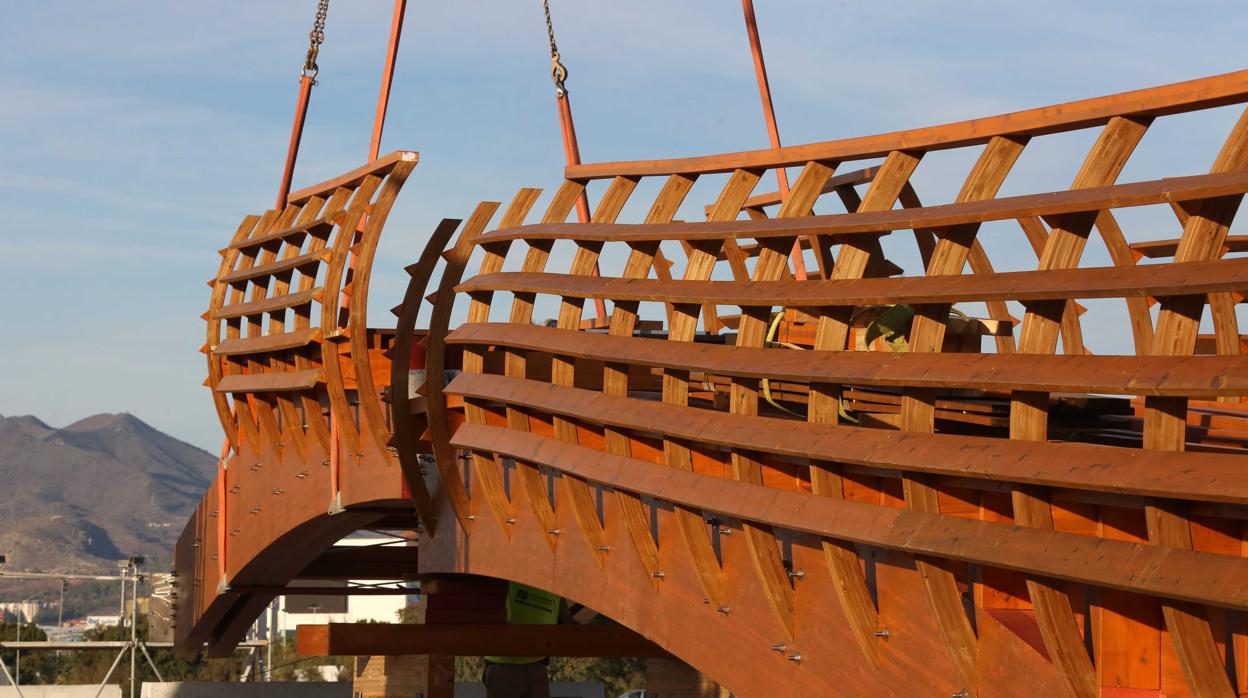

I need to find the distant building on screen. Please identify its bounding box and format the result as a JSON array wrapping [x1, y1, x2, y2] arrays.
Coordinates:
[[251, 532, 417, 642]]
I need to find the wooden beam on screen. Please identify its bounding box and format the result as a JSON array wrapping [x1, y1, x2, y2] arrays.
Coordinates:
[[295, 623, 672, 658]]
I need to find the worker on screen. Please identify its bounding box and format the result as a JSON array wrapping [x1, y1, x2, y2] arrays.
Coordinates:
[[483, 581, 561, 698]]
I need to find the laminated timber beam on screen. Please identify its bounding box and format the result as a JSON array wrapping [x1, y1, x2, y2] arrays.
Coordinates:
[[295, 623, 672, 658]]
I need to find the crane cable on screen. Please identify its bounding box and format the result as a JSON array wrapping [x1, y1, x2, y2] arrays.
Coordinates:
[[542, 1, 607, 322], [276, 0, 330, 209]]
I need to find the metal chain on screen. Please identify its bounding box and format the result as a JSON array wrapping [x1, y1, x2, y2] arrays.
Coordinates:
[[543, 0, 569, 97], [302, 0, 330, 84]]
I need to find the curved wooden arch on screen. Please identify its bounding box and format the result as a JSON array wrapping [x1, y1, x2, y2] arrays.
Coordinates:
[[177, 71, 1248, 698]]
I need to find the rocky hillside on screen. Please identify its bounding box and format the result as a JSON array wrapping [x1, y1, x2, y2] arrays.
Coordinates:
[[0, 413, 214, 573]]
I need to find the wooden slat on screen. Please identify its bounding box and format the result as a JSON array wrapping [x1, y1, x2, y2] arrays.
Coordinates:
[[295, 622, 671, 658], [287, 150, 418, 204], [214, 368, 323, 393], [451, 423, 1248, 610], [706, 166, 881, 215], [213, 328, 321, 356], [457, 256, 1248, 307], [212, 288, 324, 320], [1131, 233, 1248, 259], [483, 169, 1248, 244], [446, 323, 1248, 397], [229, 216, 336, 251], [445, 372, 1248, 505], [566, 70, 1248, 179], [219, 249, 330, 285]]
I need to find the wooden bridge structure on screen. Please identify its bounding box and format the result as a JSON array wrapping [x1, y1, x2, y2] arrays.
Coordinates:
[[173, 71, 1248, 697]]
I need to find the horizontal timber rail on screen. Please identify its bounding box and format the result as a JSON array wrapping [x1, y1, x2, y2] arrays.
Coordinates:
[[458, 256, 1248, 306], [452, 422, 1248, 610], [445, 372, 1248, 505], [447, 323, 1248, 397], [567, 69, 1248, 178], [483, 168, 1248, 243]]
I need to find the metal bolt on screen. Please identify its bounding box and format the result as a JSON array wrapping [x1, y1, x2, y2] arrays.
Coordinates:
[[718, 526, 731, 535], [295, 471, 309, 479], [250, 462, 262, 471], [786, 653, 801, 664], [272, 488, 285, 495], [596, 545, 611, 552], [465, 515, 477, 521], [873, 629, 890, 639], [787, 569, 805, 580], [321, 459, 331, 466], [547, 528, 561, 535], [505, 517, 517, 524], [770, 642, 786, 653], [716, 606, 730, 615], [229, 485, 240, 494], [952, 691, 969, 698], [651, 571, 666, 579]]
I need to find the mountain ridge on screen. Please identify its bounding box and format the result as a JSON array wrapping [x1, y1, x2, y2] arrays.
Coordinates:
[[0, 412, 214, 573]]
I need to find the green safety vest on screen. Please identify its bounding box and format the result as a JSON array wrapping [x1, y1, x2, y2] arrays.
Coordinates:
[[485, 582, 560, 665]]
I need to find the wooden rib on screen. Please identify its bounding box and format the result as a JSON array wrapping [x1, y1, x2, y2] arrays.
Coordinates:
[[347, 159, 418, 462], [602, 174, 697, 579], [1010, 115, 1151, 698], [240, 203, 300, 461], [1094, 210, 1155, 353], [482, 168, 1248, 244], [320, 176, 385, 459], [208, 213, 268, 448], [471, 188, 553, 543], [548, 176, 639, 564], [450, 423, 1248, 610], [293, 187, 355, 455], [566, 70, 1248, 179], [389, 217, 463, 534], [732, 161, 836, 641], [287, 150, 418, 204], [456, 256, 1248, 307], [1143, 106, 1248, 698], [424, 201, 502, 531], [899, 135, 1027, 697], [661, 168, 761, 609]]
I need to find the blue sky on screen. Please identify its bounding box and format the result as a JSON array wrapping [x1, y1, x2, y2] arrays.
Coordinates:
[[2, 1, 1246, 451]]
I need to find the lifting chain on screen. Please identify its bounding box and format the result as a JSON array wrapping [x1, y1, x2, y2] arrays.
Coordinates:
[[301, 0, 330, 84], [543, 0, 569, 98]]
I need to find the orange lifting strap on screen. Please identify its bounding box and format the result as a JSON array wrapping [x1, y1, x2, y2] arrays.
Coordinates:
[[740, 0, 808, 281]]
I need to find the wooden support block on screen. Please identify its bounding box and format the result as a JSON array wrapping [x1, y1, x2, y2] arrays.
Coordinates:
[[296, 623, 672, 658]]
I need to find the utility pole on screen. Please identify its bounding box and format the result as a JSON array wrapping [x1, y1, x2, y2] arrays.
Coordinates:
[[57, 580, 66, 628]]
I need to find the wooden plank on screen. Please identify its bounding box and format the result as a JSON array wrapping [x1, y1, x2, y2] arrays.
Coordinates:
[[457, 255, 1248, 307], [1131, 234, 1248, 259], [295, 622, 671, 658], [483, 168, 1248, 244], [446, 323, 1248, 398], [566, 70, 1248, 178], [445, 373, 1248, 505], [219, 248, 331, 285], [214, 368, 323, 393], [213, 287, 324, 320], [451, 422, 1248, 609], [287, 150, 418, 204], [228, 215, 336, 251], [213, 328, 322, 356]]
